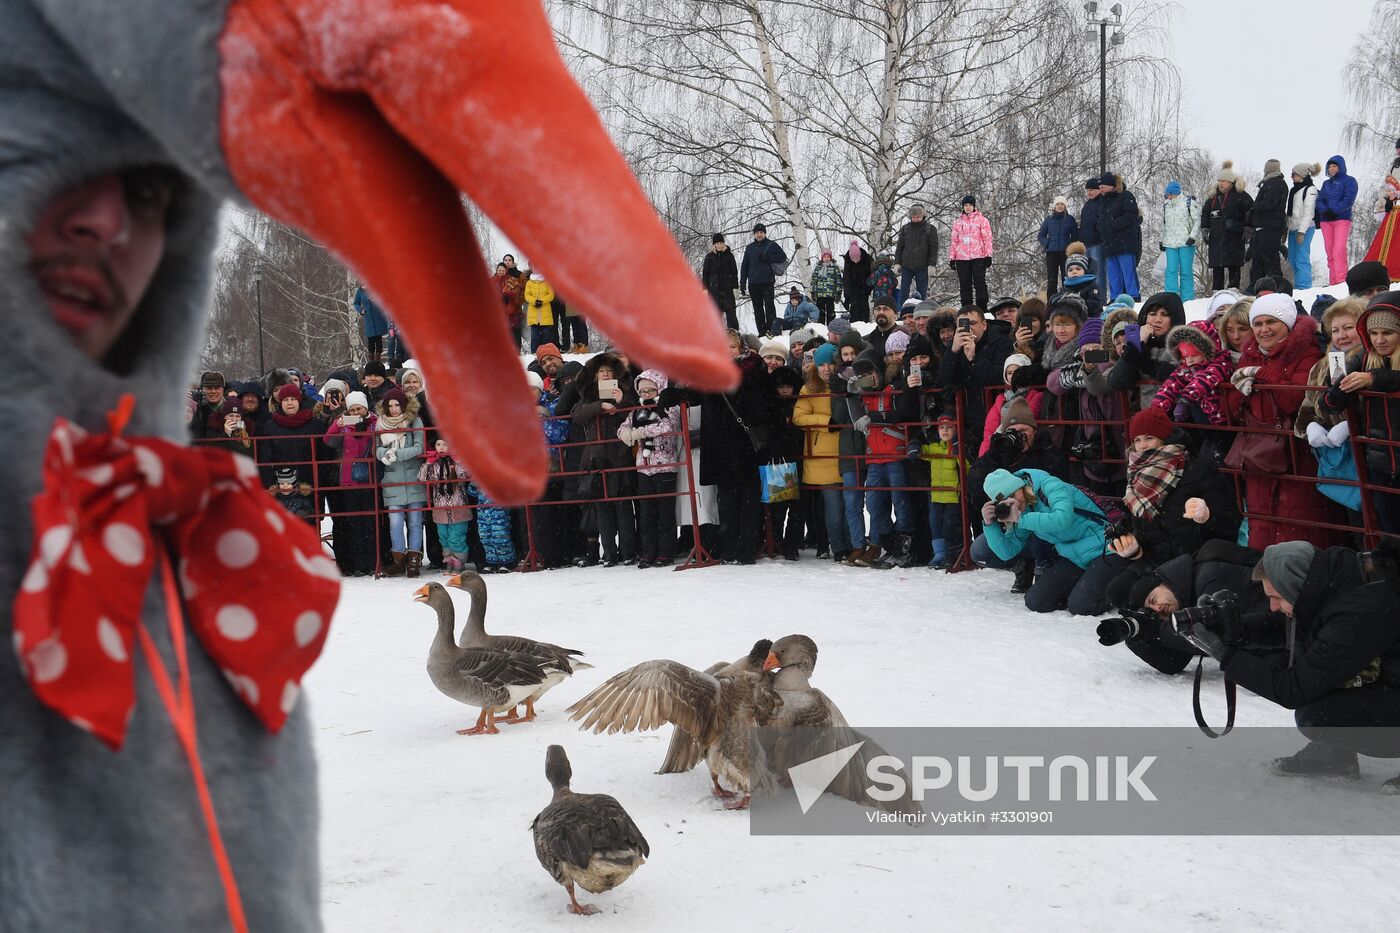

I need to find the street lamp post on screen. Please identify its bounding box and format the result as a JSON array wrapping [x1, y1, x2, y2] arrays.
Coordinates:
[[253, 259, 266, 376], [1084, 2, 1125, 176]]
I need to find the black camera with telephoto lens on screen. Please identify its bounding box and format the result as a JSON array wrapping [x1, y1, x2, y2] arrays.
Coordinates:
[[1096, 607, 1158, 646], [989, 428, 1027, 459], [1170, 589, 1244, 646]]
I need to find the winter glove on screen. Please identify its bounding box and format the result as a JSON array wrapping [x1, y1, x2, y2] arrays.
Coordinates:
[[1230, 365, 1261, 397], [1172, 400, 1190, 422], [379, 448, 398, 465], [1181, 622, 1226, 661], [1183, 497, 1210, 524], [1056, 362, 1086, 390], [1306, 421, 1330, 448], [853, 415, 872, 435], [1186, 237, 1196, 247], [1118, 340, 1143, 366], [1327, 420, 1352, 447]]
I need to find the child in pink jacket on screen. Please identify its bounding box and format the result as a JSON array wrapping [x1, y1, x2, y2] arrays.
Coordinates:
[[950, 194, 993, 310]]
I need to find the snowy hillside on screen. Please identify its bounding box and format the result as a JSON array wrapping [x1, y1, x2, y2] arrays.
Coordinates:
[[307, 564, 1396, 931]]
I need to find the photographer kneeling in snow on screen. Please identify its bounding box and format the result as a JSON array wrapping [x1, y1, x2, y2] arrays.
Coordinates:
[[972, 468, 1119, 614], [1097, 542, 1268, 674], [1177, 541, 1400, 791]]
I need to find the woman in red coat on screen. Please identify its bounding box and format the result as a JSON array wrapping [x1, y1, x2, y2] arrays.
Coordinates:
[[1223, 294, 1341, 549]]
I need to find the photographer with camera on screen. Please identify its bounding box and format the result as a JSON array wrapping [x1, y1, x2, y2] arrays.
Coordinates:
[[1177, 541, 1400, 789], [973, 468, 1120, 614], [1098, 542, 1267, 674], [938, 306, 1013, 454], [1105, 407, 1241, 569], [967, 398, 1071, 592]]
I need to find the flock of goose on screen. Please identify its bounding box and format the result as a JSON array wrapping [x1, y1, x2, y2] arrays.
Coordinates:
[[412, 573, 865, 915]]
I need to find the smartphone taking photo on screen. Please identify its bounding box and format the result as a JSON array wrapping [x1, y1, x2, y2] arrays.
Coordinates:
[[1083, 348, 1108, 365], [598, 378, 619, 398], [1328, 350, 1348, 383], [1123, 324, 1141, 349]]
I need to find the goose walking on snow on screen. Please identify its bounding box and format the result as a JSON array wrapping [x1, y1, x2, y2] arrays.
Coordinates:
[[414, 583, 550, 735], [447, 570, 592, 722], [531, 745, 649, 915]]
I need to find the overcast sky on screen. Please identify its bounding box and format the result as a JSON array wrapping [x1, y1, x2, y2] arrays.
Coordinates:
[[1168, 0, 1377, 174]]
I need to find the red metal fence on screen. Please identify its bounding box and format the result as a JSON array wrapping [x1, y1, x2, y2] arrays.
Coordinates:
[[196, 380, 1398, 577]]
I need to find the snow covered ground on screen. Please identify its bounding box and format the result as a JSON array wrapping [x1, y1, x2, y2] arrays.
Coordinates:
[[308, 562, 1399, 931]]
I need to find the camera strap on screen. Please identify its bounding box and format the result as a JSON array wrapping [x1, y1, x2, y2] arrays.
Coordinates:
[[1191, 656, 1236, 738]]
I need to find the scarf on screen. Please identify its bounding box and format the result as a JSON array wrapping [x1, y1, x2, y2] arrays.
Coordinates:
[[270, 406, 315, 429], [1124, 444, 1187, 519], [1287, 177, 1313, 217], [376, 406, 415, 447]]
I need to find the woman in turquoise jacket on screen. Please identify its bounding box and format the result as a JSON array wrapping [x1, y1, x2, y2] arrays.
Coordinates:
[[974, 468, 1121, 615]]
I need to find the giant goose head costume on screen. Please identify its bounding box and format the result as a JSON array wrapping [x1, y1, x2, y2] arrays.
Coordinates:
[[1, 2, 733, 929]]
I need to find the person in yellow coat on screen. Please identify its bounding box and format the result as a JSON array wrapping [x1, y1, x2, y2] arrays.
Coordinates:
[[524, 271, 557, 352], [792, 343, 850, 562], [921, 414, 965, 568]]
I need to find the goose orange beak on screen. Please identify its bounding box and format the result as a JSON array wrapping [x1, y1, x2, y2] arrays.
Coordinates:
[[217, 0, 736, 505], [412, 585, 430, 604], [762, 651, 781, 672], [445, 574, 463, 589]]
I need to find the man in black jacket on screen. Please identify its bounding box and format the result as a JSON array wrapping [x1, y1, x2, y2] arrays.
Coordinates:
[[895, 205, 939, 305], [739, 223, 788, 337], [1100, 542, 1267, 675], [1079, 177, 1109, 301], [1098, 171, 1143, 302], [702, 233, 740, 330], [1249, 160, 1289, 286], [938, 306, 1013, 455], [1182, 542, 1400, 790], [842, 241, 873, 323]]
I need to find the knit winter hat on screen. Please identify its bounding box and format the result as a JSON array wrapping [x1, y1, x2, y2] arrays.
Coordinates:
[[1052, 195, 1068, 210], [1047, 293, 1088, 325], [320, 378, 350, 398], [363, 360, 388, 378], [275, 468, 298, 485], [1264, 158, 1282, 176], [275, 383, 301, 402], [873, 295, 898, 311], [344, 391, 369, 411], [381, 386, 410, 410], [1002, 353, 1032, 381], [812, 343, 839, 366], [1064, 254, 1092, 276], [1249, 293, 1298, 330], [759, 339, 789, 360], [1129, 406, 1174, 442], [1085, 177, 1100, 190], [752, 222, 767, 233], [961, 194, 977, 207], [1078, 318, 1105, 347], [1362, 303, 1400, 336], [884, 330, 911, 354], [712, 232, 725, 244], [1000, 396, 1037, 429], [1164, 180, 1182, 197], [902, 296, 922, 313], [905, 334, 934, 359], [1346, 260, 1391, 296], [1291, 161, 1317, 180], [789, 286, 803, 301], [534, 343, 563, 362], [1205, 291, 1240, 318], [1108, 319, 1132, 342], [1099, 171, 1117, 188], [838, 331, 867, 353], [1253, 541, 1318, 607], [983, 468, 1028, 501], [1217, 160, 1238, 184], [827, 316, 854, 338], [820, 247, 833, 260]]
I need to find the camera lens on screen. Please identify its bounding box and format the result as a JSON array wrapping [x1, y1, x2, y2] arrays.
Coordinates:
[[1096, 616, 1140, 646]]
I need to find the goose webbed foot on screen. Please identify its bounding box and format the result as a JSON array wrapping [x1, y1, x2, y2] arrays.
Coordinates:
[[566, 882, 600, 915], [722, 794, 751, 811]]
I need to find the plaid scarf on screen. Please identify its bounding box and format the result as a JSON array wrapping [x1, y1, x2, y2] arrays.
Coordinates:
[[1124, 444, 1188, 519]]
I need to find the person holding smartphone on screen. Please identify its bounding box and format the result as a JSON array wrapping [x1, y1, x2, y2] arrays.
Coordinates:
[[937, 306, 1013, 455], [1107, 291, 1185, 410], [572, 354, 641, 566]]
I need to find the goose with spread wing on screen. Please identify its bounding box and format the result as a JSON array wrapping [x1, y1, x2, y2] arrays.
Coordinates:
[[656, 638, 772, 797], [531, 745, 649, 915], [567, 651, 779, 810], [447, 570, 592, 723], [414, 583, 551, 735]]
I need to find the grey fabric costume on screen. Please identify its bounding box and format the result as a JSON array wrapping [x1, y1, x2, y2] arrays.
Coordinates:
[[1, 3, 320, 930]]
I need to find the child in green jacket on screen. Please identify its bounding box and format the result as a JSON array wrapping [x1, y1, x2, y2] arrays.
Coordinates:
[[921, 414, 964, 568]]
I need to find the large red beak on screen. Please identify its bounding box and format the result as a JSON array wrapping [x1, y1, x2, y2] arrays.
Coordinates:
[[218, 0, 736, 503]]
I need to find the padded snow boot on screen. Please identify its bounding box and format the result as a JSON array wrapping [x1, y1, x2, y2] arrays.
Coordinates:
[[406, 551, 422, 578], [382, 551, 406, 578], [1010, 560, 1034, 594]]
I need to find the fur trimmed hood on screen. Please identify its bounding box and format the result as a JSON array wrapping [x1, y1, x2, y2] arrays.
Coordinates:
[[1167, 320, 1223, 363]]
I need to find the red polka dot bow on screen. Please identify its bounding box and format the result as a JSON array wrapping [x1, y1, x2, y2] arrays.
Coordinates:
[[13, 396, 341, 749]]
